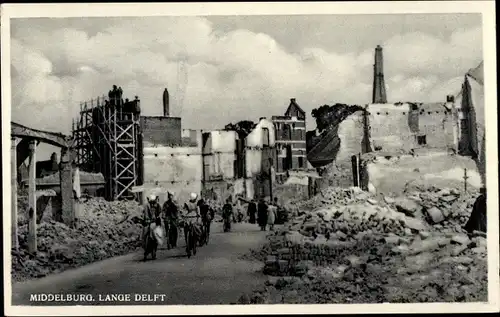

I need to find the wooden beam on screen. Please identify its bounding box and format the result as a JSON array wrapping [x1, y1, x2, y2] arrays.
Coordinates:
[[60, 147, 75, 227], [11, 137, 18, 251], [11, 121, 69, 148], [28, 140, 37, 254]]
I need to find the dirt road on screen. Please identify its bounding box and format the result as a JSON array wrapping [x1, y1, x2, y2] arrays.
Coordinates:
[[11, 222, 268, 306]]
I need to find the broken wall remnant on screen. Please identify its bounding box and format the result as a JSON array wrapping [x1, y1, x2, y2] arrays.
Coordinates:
[[201, 129, 245, 202], [140, 116, 182, 147], [306, 103, 367, 168], [455, 61, 485, 187], [140, 115, 203, 204], [366, 102, 455, 153], [245, 118, 277, 200]]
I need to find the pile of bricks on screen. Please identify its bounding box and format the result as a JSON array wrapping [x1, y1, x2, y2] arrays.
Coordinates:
[[12, 198, 143, 282], [239, 185, 486, 304]]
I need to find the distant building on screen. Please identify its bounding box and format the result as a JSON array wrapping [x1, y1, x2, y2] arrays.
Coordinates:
[[272, 98, 307, 183]]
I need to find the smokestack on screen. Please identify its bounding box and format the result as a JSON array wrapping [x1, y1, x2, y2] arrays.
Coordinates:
[[163, 88, 170, 117], [372, 45, 388, 104]]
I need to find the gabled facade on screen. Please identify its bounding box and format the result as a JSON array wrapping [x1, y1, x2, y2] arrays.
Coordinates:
[[272, 98, 307, 184]]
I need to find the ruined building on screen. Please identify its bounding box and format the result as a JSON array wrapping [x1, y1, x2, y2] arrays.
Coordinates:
[[272, 98, 307, 183], [305, 45, 484, 192]]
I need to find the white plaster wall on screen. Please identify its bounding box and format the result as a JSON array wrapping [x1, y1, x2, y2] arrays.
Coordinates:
[[336, 111, 365, 162], [143, 130, 203, 204], [246, 118, 276, 148], [212, 130, 237, 153]]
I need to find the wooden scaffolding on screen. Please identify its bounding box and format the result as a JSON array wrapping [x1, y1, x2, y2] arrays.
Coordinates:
[[72, 86, 142, 201]]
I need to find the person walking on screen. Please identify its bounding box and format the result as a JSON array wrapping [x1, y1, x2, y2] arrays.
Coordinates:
[[222, 198, 234, 232], [162, 191, 179, 249], [197, 197, 212, 245], [247, 199, 257, 224], [267, 203, 276, 231], [257, 199, 268, 231]]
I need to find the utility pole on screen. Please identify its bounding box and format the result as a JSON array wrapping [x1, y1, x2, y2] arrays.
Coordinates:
[[28, 140, 37, 254], [268, 158, 273, 202], [464, 168, 469, 193]]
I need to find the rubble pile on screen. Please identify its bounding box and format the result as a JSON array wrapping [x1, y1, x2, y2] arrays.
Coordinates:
[[240, 229, 487, 303], [240, 185, 486, 303], [12, 198, 143, 282], [401, 186, 478, 230]]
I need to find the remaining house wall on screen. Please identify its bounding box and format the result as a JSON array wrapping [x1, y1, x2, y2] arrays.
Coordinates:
[[140, 116, 182, 147], [418, 103, 454, 149], [143, 144, 203, 204], [367, 104, 415, 152], [202, 130, 238, 181], [336, 111, 366, 162], [245, 118, 276, 200], [141, 118, 203, 204], [367, 103, 454, 153]]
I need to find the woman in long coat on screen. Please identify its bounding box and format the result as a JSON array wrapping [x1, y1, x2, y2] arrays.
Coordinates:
[[247, 200, 257, 224], [267, 205, 276, 230], [257, 199, 268, 231]]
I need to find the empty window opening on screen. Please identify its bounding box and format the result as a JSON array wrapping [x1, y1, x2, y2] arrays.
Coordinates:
[[298, 156, 304, 168], [403, 112, 406, 115], [428, 112, 431, 115], [376, 112, 380, 115], [386, 112, 389, 115], [417, 135, 427, 145]]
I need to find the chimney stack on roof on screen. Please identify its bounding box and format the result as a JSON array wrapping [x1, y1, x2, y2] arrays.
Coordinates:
[[163, 88, 170, 117], [372, 45, 388, 104]]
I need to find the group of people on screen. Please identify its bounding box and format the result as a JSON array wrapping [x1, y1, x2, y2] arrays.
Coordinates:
[[246, 197, 280, 231], [143, 192, 214, 254]]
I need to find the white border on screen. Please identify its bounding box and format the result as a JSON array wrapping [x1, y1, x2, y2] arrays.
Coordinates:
[[2, 1, 499, 315]]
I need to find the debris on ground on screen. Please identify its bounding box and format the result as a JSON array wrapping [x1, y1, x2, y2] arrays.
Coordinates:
[[12, 196, 143, 282], [240, 185, 486, 303]]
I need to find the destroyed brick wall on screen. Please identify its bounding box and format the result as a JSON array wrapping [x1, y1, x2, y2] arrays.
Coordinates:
[[245, 118, 277, 200], [202, 130, 239, 181], [140, 116, 182, 146], [141, 117, 203, 204], [367, 103, 455, 153]]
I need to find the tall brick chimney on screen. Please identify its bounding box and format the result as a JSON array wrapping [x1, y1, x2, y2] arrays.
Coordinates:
[[163, 88, 170, 117], [372, 45, 387, 104]]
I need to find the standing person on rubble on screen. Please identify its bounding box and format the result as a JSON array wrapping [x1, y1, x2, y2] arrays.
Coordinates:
[[162, 191, 179, 249], [464, 187, 487, 234], [257, 198, 269, 231], [247, 199, 257, 224]]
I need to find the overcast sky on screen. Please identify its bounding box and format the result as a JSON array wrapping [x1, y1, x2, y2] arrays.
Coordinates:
[[10, 14, 483, 159]]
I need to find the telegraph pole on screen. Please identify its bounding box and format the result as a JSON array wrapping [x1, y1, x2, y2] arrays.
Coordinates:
[[464, 168, 469, 193]]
